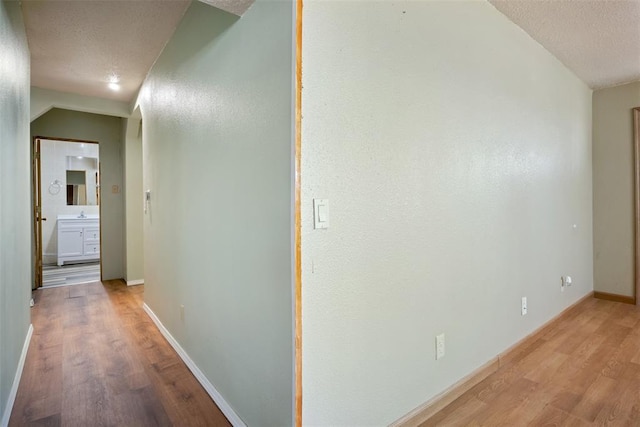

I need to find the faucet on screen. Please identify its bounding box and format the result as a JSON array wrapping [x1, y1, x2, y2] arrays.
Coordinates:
[[78, 210, 86, 218]]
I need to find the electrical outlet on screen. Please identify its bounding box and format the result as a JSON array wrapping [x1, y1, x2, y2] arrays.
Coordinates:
[[436, 333, 445, 360], [521, 297, 528, 316], [180, 304, 185, 321]]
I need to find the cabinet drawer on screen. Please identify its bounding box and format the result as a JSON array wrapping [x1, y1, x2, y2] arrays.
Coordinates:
[[84, 228, 100, 243], [84, 243, 100, 256]]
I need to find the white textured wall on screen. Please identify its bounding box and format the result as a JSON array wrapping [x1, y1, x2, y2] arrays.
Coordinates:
[[301, 1, 593, 424], [593, 82, 640, 297], [137, 0, 294, 425], [0, 0, 31, 421], [31, 109, 125, 280]]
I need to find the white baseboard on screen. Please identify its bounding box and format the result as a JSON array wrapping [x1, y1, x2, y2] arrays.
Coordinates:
[[142, 304, 246, 427], [1, 324, 33, 427], [126, 279, 144, 286]]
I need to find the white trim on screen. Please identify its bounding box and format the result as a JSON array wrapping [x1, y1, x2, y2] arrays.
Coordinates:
[[142, 303, 246, 427], [1, 324, 33, 427], [126, 279, 144, 286]]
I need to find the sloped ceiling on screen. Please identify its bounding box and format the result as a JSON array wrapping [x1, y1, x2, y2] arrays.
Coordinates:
[[22, 0, 254, 104], [489, 0, 640, 89], [23, 0, 638, 104]]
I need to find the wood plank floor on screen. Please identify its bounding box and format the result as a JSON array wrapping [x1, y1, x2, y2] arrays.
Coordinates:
[[42, 262, 101, 287], [9, 280, 231, 427], [422, 297, 640, 426]]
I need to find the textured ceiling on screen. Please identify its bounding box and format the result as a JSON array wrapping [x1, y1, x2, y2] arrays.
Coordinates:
[[24, 0, 637, 103], [22, 0, 192, 102], [489, 0, 640, 89]]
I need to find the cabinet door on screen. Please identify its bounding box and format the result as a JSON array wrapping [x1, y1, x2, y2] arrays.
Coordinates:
[[59, 228, 84, 257]]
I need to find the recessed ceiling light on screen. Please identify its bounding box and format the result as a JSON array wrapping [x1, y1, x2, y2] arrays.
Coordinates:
[[107, 73, 121, 91]]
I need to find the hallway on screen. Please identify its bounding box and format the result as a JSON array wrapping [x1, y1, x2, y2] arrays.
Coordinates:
[[9, 281, 230, 426]]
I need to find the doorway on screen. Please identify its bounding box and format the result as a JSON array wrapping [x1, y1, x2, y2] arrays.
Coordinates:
[[33, 137, 102, 288]]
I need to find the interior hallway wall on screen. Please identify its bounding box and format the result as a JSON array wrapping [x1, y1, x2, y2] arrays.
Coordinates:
[[123, 115, 144, 284], [31, 108, 126, 280], [301, 1, 593, 424], [0, 0, 32, 422], [593, 82, 640, 297], [136, 0, 294, 425]]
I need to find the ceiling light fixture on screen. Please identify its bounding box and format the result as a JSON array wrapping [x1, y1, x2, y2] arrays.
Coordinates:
[[107, 74, 121, 91]]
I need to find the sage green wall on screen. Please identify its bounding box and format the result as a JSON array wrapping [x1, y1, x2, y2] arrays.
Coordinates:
[[137, 0, 294, 425], [0, 0, 32, 422], [593, 82, 640, 297], [31, 108, 126, 281], [124, 120, 144, 283]]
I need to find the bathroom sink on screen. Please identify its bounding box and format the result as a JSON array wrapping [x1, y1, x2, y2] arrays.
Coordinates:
[[56, 214, 99, 220]]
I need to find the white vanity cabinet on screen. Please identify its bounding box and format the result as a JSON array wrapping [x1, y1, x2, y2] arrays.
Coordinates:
[[57, 216, 100, 266]]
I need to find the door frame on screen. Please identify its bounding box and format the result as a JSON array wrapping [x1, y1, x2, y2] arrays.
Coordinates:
[[294, 0, 303, 425], [33, 136, 101, 289], [33, 138, 42, 288]]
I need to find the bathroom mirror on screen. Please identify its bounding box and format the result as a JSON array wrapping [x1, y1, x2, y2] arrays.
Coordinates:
[[66, 170, 87, 205], [65, 156, 99, 206]]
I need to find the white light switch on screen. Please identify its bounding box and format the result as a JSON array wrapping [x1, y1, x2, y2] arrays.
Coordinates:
[[313, 199, 329, 229], [318, 205, 328, 222]]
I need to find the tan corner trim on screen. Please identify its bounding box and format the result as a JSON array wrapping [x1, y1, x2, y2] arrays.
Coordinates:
[[294, 0, 303, 426], [391, 291, 594, 427], [594, 291, 635, 305]]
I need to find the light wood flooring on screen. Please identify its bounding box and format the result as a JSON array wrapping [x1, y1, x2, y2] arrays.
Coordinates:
[[42, 262, 101, 287], [9, 280, 230, 427], [423, 297, 640, 426]]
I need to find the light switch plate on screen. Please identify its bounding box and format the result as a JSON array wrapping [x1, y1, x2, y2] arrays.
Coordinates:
[[313, 199, 329, 229]]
